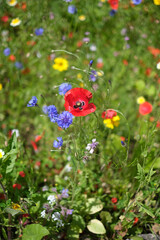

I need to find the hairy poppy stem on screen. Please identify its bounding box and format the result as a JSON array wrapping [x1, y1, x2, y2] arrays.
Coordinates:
[[0, 180, 12, 240]]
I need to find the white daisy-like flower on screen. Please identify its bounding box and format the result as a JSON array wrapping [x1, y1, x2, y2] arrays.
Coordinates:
[[0, 149, 5, 159], [7, 0, 17, 6], [157, 62, 160, 70], [40, 210, 46, 218], [47, 195, 56, 204], [10, 18, 21, 27]]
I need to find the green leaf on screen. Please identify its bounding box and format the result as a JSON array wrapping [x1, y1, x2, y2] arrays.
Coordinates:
[[137, 202, 155, 218], [130, 237, 143, 240], [86, 198, 103, 214], [22, 224, 49, 240], [100, 211, 112, 223], [4, 207, 23, 216], [87, 219, 106, 234], [67, 215, 85, 240]]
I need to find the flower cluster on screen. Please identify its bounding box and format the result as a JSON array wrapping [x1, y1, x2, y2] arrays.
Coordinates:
[[40, 188, 73, 227], [102, 110, 120, 129], [86, 139, 99, 154]]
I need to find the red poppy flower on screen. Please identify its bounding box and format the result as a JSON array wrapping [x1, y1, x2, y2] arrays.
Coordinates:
[[133, 217, 139, 225], [139, 102, 152, 115], [148, 46, 160, 57], [111, 197, 118, 204], [102, 109, 117, 119], [13, 183, 22, 190], [31, 141, 38, 152], [19, 171, 25, 177], [1, 15, 9, 23], [64, 88, 96, 117], [108, 0, 119, 10]]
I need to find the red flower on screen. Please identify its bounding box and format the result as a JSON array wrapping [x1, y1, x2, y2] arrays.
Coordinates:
[[102, 109, 117, 119], [108, 0, 119, 10], [31, 141, 38, 152], [9, 55, 16, 62], [13, 184, 22, 190], [64, 88, 96, 117], [111, 197, 118, 204], [156, 120, 160, 128], [1, 15, 9, 23], [133, 217, 139, 225], [19, 171, 25, 177], [139, 102, 152, 115]]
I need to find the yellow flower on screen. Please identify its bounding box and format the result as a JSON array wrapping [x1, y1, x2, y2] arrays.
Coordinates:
[[10, 18, 21, 27], [79, 15, 86, 21], [12, 203, 24, 212], [52, 58, 69, 72], [0, 83, 2, 91], [79, 83, 84, 88], [77, 73, 82, 79], [153, 0, 160, 5], [97, 71, 104, 77], [0, 149, 5, 159], [103, 115, 120, 129], [7, 0, 17, 6], [100, 0, 106, 2], [137, 96, 146, 104]]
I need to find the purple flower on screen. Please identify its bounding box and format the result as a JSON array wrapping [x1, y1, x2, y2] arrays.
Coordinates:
[[68, 5, 77, 14], [64, 0, 72, 2], [3, 48, 10, 56], [132, 0, 142, 4], [89, 70, 97, 82], [47, 105, 58, 122], [59, 83, 72, 95], [61, 189, 69, 198], [66, 209, 73, 215], [15, 62, 23, 69], [27, 96, 38, 107], [124, 36, 129, 41], [35, 28, 44, 36], [53, 137, 63, 148], [109, 9, 117, 16], [56, 111, 73, 129]]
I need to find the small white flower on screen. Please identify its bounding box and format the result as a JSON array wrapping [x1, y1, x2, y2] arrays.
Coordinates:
[[11, 129, 19, 137], [89, 149, 94, 154], [65, 164, 72, 172], [52, 212, 61, 221], [40, 210, 46, 218], [90, 44, 97, 51], [157, 62, 160, 70], [47, 195, 56, 204], [0, 149, 5, 159], [86, 144, 91, 151]]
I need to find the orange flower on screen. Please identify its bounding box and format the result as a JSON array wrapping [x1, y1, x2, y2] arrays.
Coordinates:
[[9, 55, 16, 61], [123, 59, 128, 65], [148, 46, 160, 57]]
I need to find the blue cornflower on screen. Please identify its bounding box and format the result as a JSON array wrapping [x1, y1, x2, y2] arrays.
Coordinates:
[[64, 0, 72, 2], [59, 83, 72, 95], [68, 5, 77, 14], [15, 62, 23, 69], [53, 137, 63, 148], [89, 60, 93, 67], [27, 96, 38, 107], [47, 105, 58, 123], [109, 9, 117, 16], [57, 111, 73, 129], [89, 70, 97, 82], [35, 28, 44, 36], [132, 0, 142, 4], [3, 48, 10, 56], [61, 189, 69, 198]]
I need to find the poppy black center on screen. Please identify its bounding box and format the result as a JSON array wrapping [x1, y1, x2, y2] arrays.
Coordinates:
[[73, 101, 85, 110]]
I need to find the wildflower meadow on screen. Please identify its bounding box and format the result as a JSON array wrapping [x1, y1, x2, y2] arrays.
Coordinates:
[[0, 0, 160, 239]]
